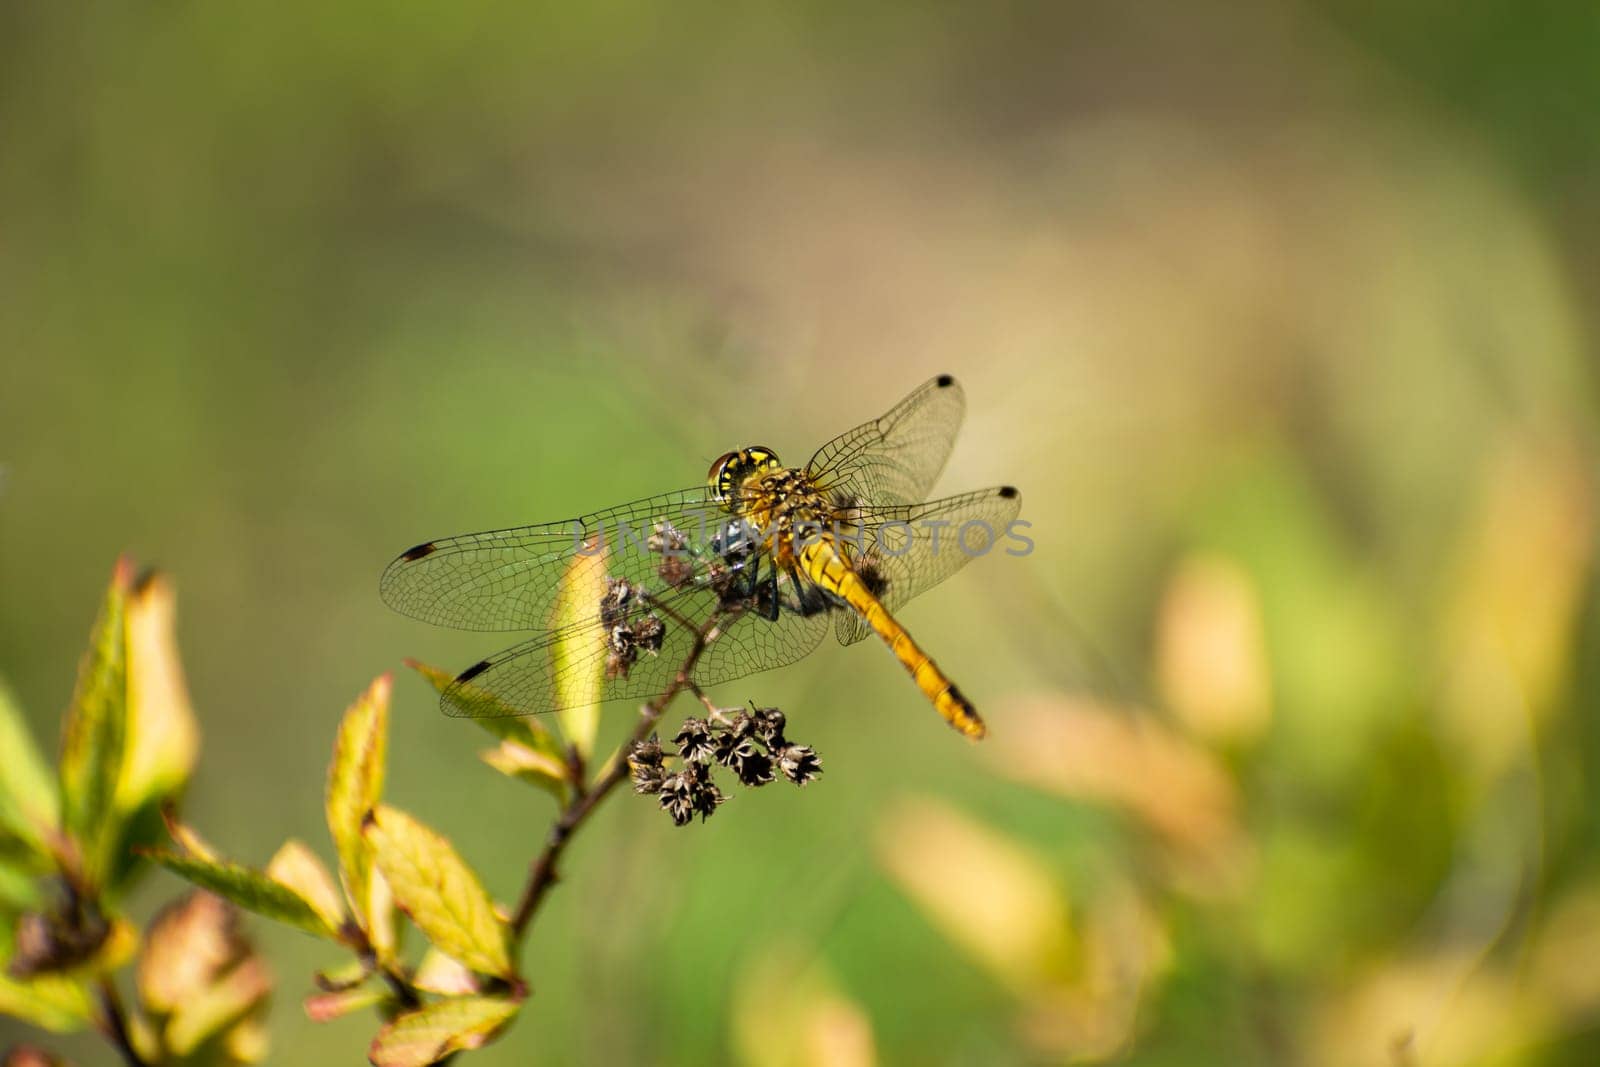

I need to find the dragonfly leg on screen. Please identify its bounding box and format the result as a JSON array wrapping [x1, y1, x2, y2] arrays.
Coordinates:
[[784, 563, 836, 617], [747, 558, 782, 622]]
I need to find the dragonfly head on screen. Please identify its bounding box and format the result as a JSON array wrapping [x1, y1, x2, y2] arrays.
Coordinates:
[[708, 446, 782, 505]]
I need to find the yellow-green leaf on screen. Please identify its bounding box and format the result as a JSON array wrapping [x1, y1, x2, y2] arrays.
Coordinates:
[[406, 659, 566, 761], [0, 969, 93, 1033], [550, 545, 608, 758], [266, 839, 346, 933], [160, 804, 219, 862], [223, 1014, 271, 1064], [368, 995, 521, 1067], [57, 559, 133, 887], [479, 741, 569, 801], [115, 573, 199, 815], [146, 851, 338, 940], [366, 867, 400, 965], [163, 956, 271, 1056], [363, 805, 511, 979], [326, 675, 390, 937], [0, 677, 57, 859]]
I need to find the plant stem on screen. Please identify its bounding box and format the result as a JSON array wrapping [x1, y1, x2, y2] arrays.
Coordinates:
[[95, 977, 147, 1067], [508, 610, 725, 938]]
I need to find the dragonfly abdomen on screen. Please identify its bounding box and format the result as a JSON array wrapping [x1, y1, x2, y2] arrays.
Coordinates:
[[797, 539, 987, 740]]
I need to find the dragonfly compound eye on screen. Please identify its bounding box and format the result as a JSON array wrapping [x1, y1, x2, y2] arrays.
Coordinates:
[[708, 446, 783, 502]]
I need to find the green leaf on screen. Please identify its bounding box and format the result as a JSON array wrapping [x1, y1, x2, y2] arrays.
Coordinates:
[[266, 839, 347, 933], [406, 659, 566, 760], [368, 995, 522, 1067], [57, 559, 134, 887], [145, 851, 339, 940], [0, 676, 57, 860], [550, 546, 607, 759], [326, 675, 390, 938], [114, 573, 198, 817], [0, 969, 93, 1033], [363, 805, 512, 980]]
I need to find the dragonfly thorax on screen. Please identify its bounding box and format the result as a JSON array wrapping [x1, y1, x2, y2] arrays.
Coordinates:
[[736, 467, 833, 562]]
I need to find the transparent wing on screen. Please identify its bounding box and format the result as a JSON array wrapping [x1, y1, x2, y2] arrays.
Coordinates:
[[442, 573, 831, 718], [833, 486, 1022, 645], [806, 374, 966, 508], [380, 487, 737, 632]]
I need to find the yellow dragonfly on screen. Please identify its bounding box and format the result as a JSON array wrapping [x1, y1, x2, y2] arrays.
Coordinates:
[[381, 374, 1021, 739]]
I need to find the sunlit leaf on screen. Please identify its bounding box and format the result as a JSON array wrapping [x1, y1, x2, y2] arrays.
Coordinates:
[[368, 995, 522, 1067], [877, 797, 1072, 992], [163, 956, 272, 1056], [412, 948, 481, 996], [1155, 553, 1271, 744], [145, 851, 338, 940], [731, 944, 878, 1067], [114, 572, 199, 816], [405, 659, 565, 760], [326, 675, 390, 939], [57, 558, 134, 888], [0, 969, 93, 1033], [312, 957, 372, 993], [550, 539, 607, 759], [366, 866, 400, 966], [159, 804, 219, 862], [266, 839, 346, 933], [987, 696, 1245, 877], [1441, 438, 1596, 782], [223, 1013, 271, 1064], [304, 986, 387, 1023], [0, 677, 57, 861], [137, 891, 247, 1015], [479, 741, 569, 801], [363, 805, 512, 980]]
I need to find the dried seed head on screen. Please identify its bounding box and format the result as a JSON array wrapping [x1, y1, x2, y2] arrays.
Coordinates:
[[673, 718, 715, 764], [776, 744, 823, 786], [599, 578, 635, 627], [648, 523, 697, 588], [659, 764, 726, 826], [634, 614, 666, 654], [658, 772, 694, 826], [749, 705, 787, 746], [714, 734, 775, 786], [627, 738, 668, 794]]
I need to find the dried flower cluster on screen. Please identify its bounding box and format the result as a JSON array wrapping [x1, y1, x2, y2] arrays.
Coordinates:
[[627, 707, 822, 826], [599, 578, 667, 680]]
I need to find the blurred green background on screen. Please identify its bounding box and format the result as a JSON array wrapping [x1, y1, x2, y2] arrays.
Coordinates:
[[3, 2, 1598, 1064]]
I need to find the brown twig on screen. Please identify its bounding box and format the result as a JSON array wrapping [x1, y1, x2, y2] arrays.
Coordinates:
[[508, 608, 727, 938], [95, 977, 148, 1067]]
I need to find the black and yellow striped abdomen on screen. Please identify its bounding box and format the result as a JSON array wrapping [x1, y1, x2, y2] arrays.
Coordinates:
[[796, 539, 986, 740]]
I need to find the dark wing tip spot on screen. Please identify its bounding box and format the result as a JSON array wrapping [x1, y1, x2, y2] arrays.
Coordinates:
[[998, 485, 1019, 499], [456, 659, 491, 683], [400, 542, 437, 562], [935, 373, 956, 387]]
